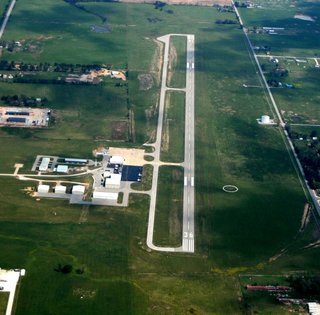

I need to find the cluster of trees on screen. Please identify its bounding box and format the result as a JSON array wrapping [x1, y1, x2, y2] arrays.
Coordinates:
[[154, 1, 166, 9], [55, 264, 73, 274], [268, 67, 289, 78], [12, 77, 93, 85], [215, 19, 237, 24], [234, 1, 249, 8], [289, 127, 320, 189], [214, 4, 234, 12], [286, 275, 320, 297], [1, 94, 48, 107], [267, 79, 282, 87], [0, 60, 105, 72], [147, 17, 163, 23], [65, 0, 107, 23]]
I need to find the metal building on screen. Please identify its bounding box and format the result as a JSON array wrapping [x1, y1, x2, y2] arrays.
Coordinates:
[[92, 192, 118, 200], [261, 115, 270, 124], [72, 185, 85, 195], [65, 158, 87, 164], [38, 185, 50, 193], [39, 158, 50, 171], [105, 174, 121, 189], [56, 165, 68, 173], [55, 185, 67, 194]]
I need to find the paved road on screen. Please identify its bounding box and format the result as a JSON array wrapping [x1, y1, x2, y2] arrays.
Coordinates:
[[0, 0, 16, 39], [146, 34, 195, 253], [232, 0, 320, 218]]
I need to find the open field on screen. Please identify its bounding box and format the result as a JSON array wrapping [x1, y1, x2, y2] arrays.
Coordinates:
[[153, 166, 183, 247], [167, 36, 186, 88], [160, 91, 185, 163], [0, 292, 8, 315], [0, 0, 319, 314]]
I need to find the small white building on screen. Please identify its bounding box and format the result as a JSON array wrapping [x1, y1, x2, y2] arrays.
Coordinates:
[[20, 269, 26, 276], [38, 184, 50, 193], [261, 115, 270, 124], [56, 165, 68, 173], [110, 156, 125, 164], [105, 174, 121, 189], [92, 192, 118, 200], [72, 185, 85, 195], [103, 170, 111, 178], [55, 185, 67, 194], [39, 157, 50, 171]]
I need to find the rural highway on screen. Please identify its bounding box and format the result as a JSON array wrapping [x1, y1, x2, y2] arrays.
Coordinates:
[[146, 34, 195, 253]]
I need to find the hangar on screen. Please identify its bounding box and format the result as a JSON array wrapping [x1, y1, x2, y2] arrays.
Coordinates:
[[38, 185, 50, 193], [39, 158, 50, 171], [56, 165, 68, 173], [105, 174, 121, 189], [92, 192, 118, 200], [55, 185, 67, 194], [72, 185, 85, 195]]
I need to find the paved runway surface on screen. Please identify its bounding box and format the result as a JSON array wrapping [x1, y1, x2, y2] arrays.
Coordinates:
[[146, 34, 195, 253]]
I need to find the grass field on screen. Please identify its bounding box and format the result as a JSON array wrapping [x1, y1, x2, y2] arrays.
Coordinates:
[[160, 91, 185, 163], [0, 293, 8, 315], [0, 0, 319, 314], [153, 166, 183, 247], [167, 36, 186, 89]]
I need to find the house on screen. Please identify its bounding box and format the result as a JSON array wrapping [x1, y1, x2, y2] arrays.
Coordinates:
[[285, 84, 294, 88]]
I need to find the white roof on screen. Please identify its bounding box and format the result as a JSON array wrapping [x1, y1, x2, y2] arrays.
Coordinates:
[[55, 185, 66, 193], [93, 192, 118, 200], [72, 185, 85, 194], [110, 156, 125, 164], [56, 165, 68, 173], [103, 170, 110, 177], [105, 178, 121, 186], [20, 269, 25, 276], [38, 184, 50, 192], [39, 158, 50, 171]]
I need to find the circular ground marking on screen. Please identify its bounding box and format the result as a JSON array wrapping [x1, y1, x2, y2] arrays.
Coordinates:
[[222, 185, 238, 193]]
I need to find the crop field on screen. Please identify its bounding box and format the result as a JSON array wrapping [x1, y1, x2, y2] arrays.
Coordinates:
[[0, 0, 319, 314]]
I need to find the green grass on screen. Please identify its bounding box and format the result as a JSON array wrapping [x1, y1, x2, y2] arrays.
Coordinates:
[[167, 36, 186, 88], [153, 166, 183, 247], [0, 1, 318, 314], [0, 292, 9, 315], [130, 164, 153, 191], [160, 91, 185, 163]]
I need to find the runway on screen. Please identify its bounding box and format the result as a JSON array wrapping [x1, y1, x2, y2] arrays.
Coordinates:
[[146, 34, 195, 253]]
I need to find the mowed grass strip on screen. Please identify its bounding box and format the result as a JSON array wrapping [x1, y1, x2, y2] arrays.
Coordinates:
[[161, 91, 185, 163], [153, 166, 183, 247], [167, 36, 187, 88], [0, 292, 9, 315]]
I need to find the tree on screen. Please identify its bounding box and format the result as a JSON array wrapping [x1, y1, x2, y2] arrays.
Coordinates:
[[61, 264, 73, 274]]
